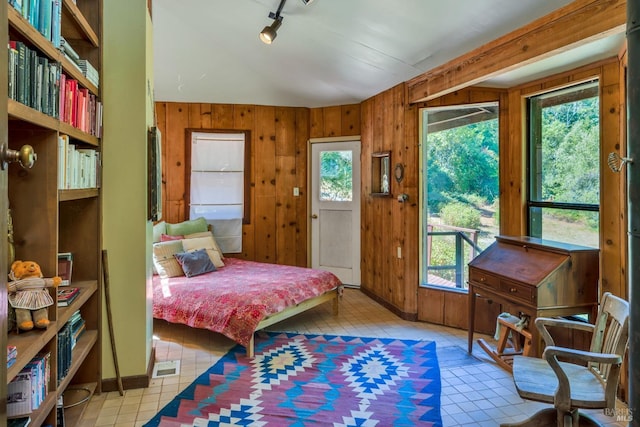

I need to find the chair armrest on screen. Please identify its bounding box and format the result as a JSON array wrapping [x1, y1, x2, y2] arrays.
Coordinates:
[[543, 346, 622, 366], [535, 317, 595, 347], [542, 346, 621, 412]]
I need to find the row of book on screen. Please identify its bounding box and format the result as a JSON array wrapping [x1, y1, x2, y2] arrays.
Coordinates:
[[8, 41, 103, 138], [57, 310, 85, 384], [57, 135, 101, 189], [9, 40, 60, 118], [8, 0, 62, 48], [7, 352, 50, 417]]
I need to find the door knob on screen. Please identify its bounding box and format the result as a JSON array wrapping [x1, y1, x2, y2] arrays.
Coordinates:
[[1, 144, 37, 170], [311, 214, 318, 219]]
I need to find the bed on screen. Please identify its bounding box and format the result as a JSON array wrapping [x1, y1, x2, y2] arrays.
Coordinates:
[[152, 257, 343, 356]]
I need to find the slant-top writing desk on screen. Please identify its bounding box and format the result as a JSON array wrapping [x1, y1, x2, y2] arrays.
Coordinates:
[[467, 235, 599, 356]]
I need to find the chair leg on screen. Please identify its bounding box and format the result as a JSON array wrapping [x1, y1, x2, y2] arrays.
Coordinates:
[[500, 408, 604, 427]]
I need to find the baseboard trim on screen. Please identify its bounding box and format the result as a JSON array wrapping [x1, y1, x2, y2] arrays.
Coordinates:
[[101, 347, 156, 393], [359, 288, 417, 321]]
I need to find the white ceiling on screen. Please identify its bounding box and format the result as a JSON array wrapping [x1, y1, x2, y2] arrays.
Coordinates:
[[152, 0, 625, 108]]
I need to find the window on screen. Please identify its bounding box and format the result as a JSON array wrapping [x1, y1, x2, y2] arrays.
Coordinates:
[[187, 130, 251, 253], [527, 81, 599, 247], [420, 103, 499, 290]]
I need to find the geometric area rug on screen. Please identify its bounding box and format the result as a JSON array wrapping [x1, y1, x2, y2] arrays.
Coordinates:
[[144, 332, 442, 426]]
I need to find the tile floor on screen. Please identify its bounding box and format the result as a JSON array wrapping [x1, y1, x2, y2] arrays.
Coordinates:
[[79, 288, 629, 427]]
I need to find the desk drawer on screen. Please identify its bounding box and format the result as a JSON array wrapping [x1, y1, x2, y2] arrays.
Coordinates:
[[469, 269, 500, 288], [500, 279, 536, 304]]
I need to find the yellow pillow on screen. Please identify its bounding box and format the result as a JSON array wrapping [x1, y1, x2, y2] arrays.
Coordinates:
[[184, 231, 224, 258], [181, 236, 225, 268], [152, 240, 185, 278]]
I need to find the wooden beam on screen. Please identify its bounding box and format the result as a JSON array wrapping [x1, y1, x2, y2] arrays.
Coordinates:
[[407, 0, 626, 103]]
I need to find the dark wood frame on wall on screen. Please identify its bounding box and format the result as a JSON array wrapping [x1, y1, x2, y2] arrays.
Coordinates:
[[148, 126, 162, 221], [184, 129, 252, 224]]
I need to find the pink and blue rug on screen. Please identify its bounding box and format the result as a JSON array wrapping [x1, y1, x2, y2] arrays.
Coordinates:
[[144, 332, 442, 426]]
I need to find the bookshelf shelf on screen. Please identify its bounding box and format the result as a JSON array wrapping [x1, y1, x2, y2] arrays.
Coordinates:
[[7, 323, 58, 381], [61, 0, 99, 47], [4, 1, 103, 425], [8, 98, 60, 131], [57, 330, 98, 392], [10, 386, 58, 425], [59, 188, 100, 202]]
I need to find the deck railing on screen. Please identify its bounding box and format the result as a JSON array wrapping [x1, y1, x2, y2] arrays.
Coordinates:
[[426, 224, 483, 289]]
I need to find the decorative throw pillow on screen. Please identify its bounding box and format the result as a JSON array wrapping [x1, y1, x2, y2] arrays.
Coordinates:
[[174, 249, 216, 278], [152, 240, 185, 278], [153, 221, 167, 243], [161, 234, 184, 242], [165, 217, 208, 236], [181, 236, 225, 268], [184, 231, 224, 258]]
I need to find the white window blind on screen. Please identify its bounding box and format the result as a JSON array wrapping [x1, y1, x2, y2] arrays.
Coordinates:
[[190, 132, 244, 253]]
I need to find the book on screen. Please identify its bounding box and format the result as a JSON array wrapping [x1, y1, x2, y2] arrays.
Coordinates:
[[8, 416, 31, 427], [57, 252, 73, 285], [57, 287, 79, 307]]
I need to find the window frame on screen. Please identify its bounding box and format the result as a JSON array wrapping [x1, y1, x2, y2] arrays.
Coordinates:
[[185, 128, 252, 224], [525, 80, 600, 241]]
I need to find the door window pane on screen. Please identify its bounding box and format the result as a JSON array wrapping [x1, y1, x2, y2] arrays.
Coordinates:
[[319, 150, 353, 201]]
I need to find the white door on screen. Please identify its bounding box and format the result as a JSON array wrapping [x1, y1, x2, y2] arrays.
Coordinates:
[[310, 139, 361, 287]]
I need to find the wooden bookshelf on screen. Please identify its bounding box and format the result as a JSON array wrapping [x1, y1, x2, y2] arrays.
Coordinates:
[[4, 0, 103, 425]]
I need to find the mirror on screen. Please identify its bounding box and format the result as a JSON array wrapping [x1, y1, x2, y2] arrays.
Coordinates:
[[371, 151, 391, 196]]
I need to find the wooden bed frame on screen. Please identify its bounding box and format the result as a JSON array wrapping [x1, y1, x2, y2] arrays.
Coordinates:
[[245, 286, 343, 357]]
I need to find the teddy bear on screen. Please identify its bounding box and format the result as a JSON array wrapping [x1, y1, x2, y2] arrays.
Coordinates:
[[7, 260, 61, 331]]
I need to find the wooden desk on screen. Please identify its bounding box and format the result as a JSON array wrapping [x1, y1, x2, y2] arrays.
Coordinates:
[[467, 236, 599, 357]]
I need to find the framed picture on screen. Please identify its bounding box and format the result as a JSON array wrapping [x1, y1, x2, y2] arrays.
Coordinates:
[[148, 126, 163, 221]]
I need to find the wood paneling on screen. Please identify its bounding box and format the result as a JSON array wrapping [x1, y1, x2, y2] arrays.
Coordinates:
[[156, 102, 358, 266]]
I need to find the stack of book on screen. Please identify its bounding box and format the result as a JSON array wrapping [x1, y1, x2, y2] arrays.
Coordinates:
[[68, 310, 86, 349], [7, 345, 17, 369], [8, 353, 50, 417], [57, 287, 79, 307], [76, 59, 99, 88]]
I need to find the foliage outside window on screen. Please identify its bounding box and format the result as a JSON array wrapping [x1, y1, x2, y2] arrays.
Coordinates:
[[319, 150, 353, 201], [527, 81, 600, 248], [421, 104, 500, 291]]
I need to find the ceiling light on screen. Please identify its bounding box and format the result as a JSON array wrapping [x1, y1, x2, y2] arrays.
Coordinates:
[[260, 0, 287, 45], [259, 17, 282, 44], [300, 0, 314, 4]]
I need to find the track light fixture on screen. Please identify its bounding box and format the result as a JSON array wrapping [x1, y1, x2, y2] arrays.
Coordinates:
[[260, 0, 287, 44]]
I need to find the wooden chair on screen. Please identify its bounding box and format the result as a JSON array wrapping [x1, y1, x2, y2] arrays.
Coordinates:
[[501, 292, 629, 427]]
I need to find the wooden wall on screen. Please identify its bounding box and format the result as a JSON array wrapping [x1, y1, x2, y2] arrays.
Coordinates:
[[359, 59, 625, 325], [359, 84, 419, 318], [155, 61, 624, 331], [154, 102, 360, 266]]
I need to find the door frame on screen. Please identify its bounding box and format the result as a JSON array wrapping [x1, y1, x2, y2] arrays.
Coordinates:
[[307, 136, 361, 286]]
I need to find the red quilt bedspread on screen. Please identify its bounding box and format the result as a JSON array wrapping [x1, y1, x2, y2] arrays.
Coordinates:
[[152, 258, 341, 346]]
